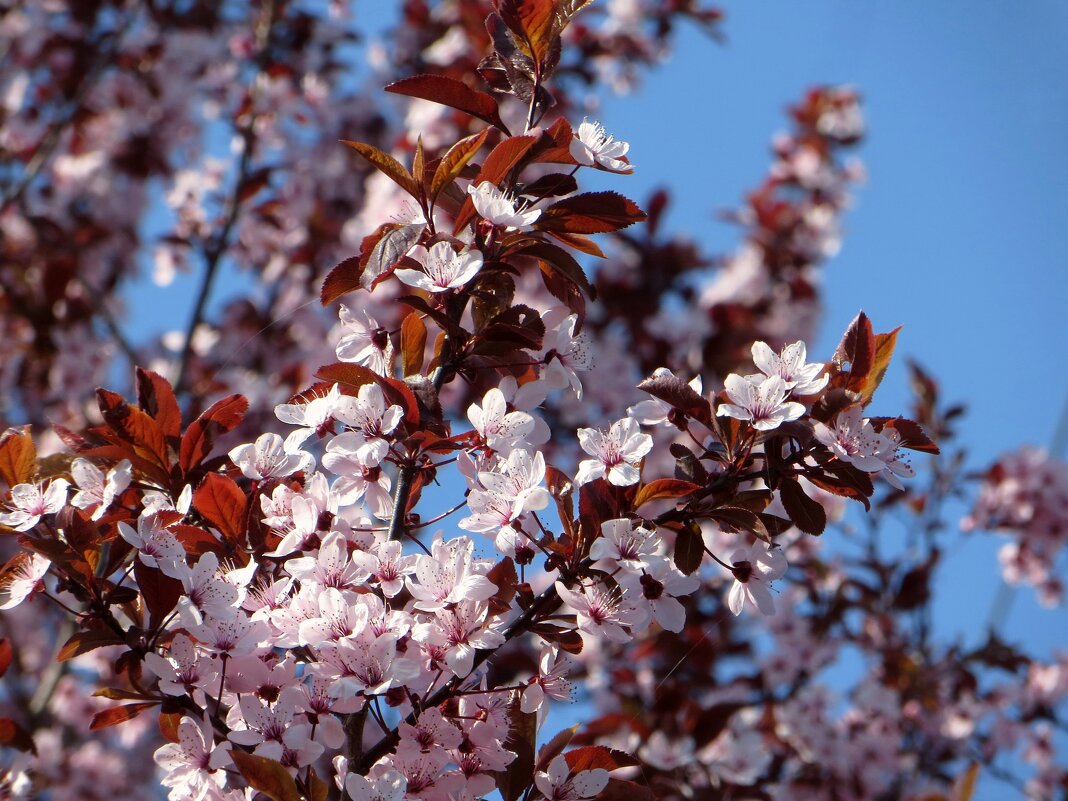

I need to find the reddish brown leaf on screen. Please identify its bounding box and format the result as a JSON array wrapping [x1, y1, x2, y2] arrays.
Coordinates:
[[134, 560, 184, 628], [386, 74, 509, 133], [833, 311, 876, 393], [96, 388, 170, 469], [536, 725, 579, 771], [637, 372, 712, 426], [859, 326, 901, 403], [230, 750, 302, 801], [401, 312, 428, 377], [193, 473, 247, 544], [877, 417, 941, 454], [135, 368, 182, 440], [0, 717, 36, 754], [709, 506, 771, 541], [363, 223, 425, 291], [57, 629, 125, 661], [159, 711, 182, 743], [90, 702, 158, 731], [431, 129, 490, 204], [342, 139, 420, 199], [500, 0, 557, 65], [0, 427, 36, 487], [537, 192, 646, 234], [516, 241, 595, 299], [633, 479, 700, 509], [320, 255, 363, 306], [564, 745, 639, 772], [179, 394, 248, 474], [779, 478, 827, 535], [487, 556, 518, 616], [597, 779, 655, 801], [0, 638, 12, 678], [546, 230, 606, 258], [672, 522, 704, 575]]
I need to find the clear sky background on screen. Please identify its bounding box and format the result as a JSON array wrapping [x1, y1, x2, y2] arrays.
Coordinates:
[[125, 3, 1066, 792]]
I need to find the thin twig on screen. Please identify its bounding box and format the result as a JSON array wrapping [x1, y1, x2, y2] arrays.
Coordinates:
[[173, 1, 276, 397]]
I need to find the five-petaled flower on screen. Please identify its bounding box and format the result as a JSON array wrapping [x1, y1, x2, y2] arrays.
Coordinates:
[[570, 118, 632, 173], [727, 541, 788, 616], [749, 339, 828, 395], [468, 181, 542, 230], [717, 374, 805, 431], [575, 417, 653, 486], [395, 241, 483, 293], [534, 755, 610, 801]]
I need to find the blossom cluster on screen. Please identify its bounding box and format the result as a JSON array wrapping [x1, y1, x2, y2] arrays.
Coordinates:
[[0, 4, 1065, 801], [963, 446, 1068, 606]]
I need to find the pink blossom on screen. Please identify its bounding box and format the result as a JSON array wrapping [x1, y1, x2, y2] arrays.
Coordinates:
[[727, 541, 787, 616], [717, 374, 805, 431], [575, 417, 652, 486], [534, 755, 609, 801], [395, 241, 483, 293], [570, 118, 632, 173], [468, 181, 542, 230], [0, 479, 69, 531], [0, 552, 50, 610]]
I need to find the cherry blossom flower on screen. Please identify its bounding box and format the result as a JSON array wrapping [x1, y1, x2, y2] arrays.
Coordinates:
[[0, 552, 50, 610], [332, 382, 404, 465], [296, 588, 370, 647], [570, 118, 632, 172], [407, 536, 497, 612], [70, 458, 131, 520], [336, 306, 394, 375], [467, 387, 535, 453], [589, 518, 664, 574], [813, 406, 885, 472], [0, 479, 69, 531], [619, 558, 699, 633], [575, 417, 653, 486], [872, 425, 916, 489], [285, 530, 368, 591], [144, 633, 219, 699], [118, 512, 188, 579], [178, 552, 240, 625], [555, 581, 645, 643], [727, 541, 788, 616], [276, 383, 343, 445], [317, 634, 419, 696], [534, 755, 609, 801], [153, 715, 231, 801], [521, 646, 574, 714], [468, 181, 542, 230], [640, 731, 695, 771], [352, 540, 416, 597], [749, 339, 828, 395], [345, 769, 407, 801], [412, 600, 506, 678], [322, 441, 394, 518], [540, 309, 592, 398], [395, 241, 483, 293], [397, 707, 463, 758], [717, 374, 805, 431], [228, 432, 314, 481]]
